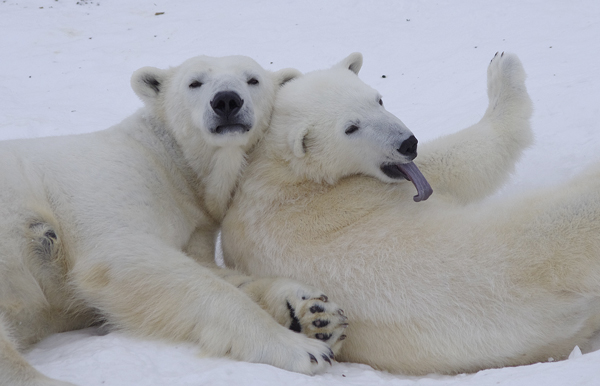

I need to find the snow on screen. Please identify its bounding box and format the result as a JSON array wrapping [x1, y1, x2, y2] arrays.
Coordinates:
[[1, 0, 600, 385]]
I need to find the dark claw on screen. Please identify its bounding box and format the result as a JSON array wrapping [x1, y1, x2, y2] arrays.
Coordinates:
[[322, 354, 332, 365], [339, 334, 347, 341], [309, 353, 318, 364], [310, 304, 325, 314], [329, 348, 334, 359], [318, 295, 328, 302], [313, 319, 330, 328]]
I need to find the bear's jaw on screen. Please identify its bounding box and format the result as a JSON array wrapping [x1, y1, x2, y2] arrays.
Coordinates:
[[380, 162, 433, 202], [380, 163, 409, 180], [212, 123, 251, 135]]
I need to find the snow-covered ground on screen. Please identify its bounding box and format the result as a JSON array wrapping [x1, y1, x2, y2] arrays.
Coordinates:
[[1, 0, 600, 385]]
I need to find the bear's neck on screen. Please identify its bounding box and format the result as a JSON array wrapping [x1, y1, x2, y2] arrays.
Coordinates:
[[200, 146, 247, 221], [142, 112, 243, 222]]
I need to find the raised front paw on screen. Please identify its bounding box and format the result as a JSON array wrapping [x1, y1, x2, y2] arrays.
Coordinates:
[[257, 278, 348, 356], [487, 51, 529, 106]]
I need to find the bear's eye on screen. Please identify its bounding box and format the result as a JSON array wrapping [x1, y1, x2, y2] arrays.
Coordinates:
[[247, 78, 259, 85], [189, 81, 202, 89], [345, 125, 359, 135], [378, 98, 383, 106]]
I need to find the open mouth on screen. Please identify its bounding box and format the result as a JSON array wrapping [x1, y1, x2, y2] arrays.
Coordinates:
[[380, 162, 433, 202], [213, 124, 251, 135]]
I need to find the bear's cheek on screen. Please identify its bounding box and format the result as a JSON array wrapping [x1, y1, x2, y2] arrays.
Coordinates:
[[241, 105, 257, 128], [188, 107, 211, 134]]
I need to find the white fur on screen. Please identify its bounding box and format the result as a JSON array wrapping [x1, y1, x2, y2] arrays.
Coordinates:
[[222, 52, 600, 375], [0, 55, 348, 386]]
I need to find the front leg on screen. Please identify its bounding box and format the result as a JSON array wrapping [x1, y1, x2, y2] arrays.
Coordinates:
[[185, 230, 349, 355], [416, 52, 533, 204], [71, 239, 340, 374], [213, 269, 349, 355]]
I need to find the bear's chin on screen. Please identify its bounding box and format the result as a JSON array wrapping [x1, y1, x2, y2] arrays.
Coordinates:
[[213, 124, 251, 135]]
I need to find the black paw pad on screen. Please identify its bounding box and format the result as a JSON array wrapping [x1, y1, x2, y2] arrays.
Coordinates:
[[315, 333, 332, 341], [309, 304, 325, 314], [286, 301, 302, 333], [313, 319, 330, 328]]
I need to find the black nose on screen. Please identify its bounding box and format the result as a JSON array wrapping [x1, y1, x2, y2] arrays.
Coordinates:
[[211, 91, 244, 118], [398, 135, 418, 158]]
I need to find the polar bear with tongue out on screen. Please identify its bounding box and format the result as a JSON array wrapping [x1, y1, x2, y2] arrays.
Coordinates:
[[278, 53, 432, 202], [221, 52, 600, 375]]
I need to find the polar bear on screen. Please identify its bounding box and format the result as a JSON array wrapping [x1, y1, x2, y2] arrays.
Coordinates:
[[0, 55, 348, 386], [222, 52, 600, 375]]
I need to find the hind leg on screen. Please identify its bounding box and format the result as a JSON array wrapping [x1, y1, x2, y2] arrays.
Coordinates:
[[416, 52, 533, 204], [0, 314, 76, 386]]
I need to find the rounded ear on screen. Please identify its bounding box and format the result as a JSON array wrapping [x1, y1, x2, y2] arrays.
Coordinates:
[[273, 67, 302, 87], [335, 52, 363, 75], [131, 66, 167, 103], [290, 126, 309, 158]]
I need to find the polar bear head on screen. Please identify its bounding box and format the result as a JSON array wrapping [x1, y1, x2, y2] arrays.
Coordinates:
[[131, 55, 300, 150], [269, 53, 432, 202]]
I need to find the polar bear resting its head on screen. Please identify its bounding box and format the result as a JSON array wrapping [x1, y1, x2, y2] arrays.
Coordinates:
[[131, 55, 303, 219], [275, 52, 432, 201], [0, 55, 349, 386], [223, 52, 600, 374]]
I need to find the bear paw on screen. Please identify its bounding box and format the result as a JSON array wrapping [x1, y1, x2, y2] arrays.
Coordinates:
[[286, 295, 348, 355], [254, 278, 349, 356], [487, 51, 528, 104]]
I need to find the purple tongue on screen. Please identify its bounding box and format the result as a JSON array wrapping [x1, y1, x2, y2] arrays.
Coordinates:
[[397, 162, 433, 202]]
